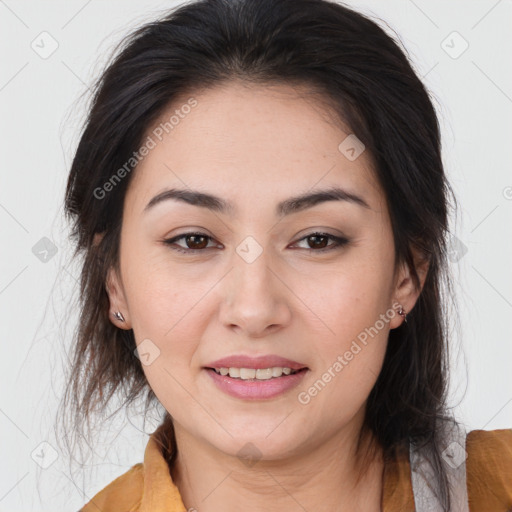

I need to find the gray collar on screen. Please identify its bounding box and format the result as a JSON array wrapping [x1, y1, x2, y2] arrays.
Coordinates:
[[410, 418, 469, 512]]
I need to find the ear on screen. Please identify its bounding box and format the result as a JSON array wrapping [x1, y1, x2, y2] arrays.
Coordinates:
[[105, 265, 132, 330], [389, 246, 430, 329], [94, 231, 132, 330]]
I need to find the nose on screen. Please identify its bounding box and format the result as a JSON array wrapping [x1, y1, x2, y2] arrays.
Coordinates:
[[218, 243, 292, 338]]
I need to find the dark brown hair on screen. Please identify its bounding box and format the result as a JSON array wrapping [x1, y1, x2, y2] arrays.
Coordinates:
[[58, 0, 460, 508]]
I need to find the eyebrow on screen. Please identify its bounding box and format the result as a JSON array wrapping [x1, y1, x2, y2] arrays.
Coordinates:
[[143, 186, 371, 217]]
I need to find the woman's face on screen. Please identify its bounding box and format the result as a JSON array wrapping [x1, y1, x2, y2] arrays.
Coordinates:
[[107, 81, 420, 460]]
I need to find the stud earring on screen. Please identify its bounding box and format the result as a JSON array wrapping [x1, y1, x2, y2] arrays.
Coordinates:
[[112, 311, 125, 322], [398, 305, 407, 323]]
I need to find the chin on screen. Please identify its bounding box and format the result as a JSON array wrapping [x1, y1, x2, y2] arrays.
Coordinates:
[[213, 432, 303, 463]]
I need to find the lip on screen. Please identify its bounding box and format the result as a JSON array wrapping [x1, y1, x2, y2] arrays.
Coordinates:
[[204, 367, 309, 400], [204, 354, 308, 371]]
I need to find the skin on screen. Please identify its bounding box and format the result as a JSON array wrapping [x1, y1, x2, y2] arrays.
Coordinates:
[[105, 81, 428, 511]]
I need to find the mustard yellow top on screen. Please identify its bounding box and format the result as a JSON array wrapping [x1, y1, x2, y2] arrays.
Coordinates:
[[79, 423, 512, 511]]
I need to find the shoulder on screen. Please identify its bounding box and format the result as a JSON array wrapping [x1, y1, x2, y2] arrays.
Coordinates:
[[466, 428, 512, 510], [466, 428, 512, 470], [79, 463, 144, 512]]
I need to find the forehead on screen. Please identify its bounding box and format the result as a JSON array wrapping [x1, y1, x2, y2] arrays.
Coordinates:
[[126, 81, 382, 214]]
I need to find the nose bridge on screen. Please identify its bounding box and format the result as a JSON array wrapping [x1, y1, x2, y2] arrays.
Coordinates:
[[232, 234, 277, 299], [219, 234, 291, 335]]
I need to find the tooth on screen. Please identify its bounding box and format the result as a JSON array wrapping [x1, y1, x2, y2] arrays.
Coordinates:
[[229, 367, 240, 378], [255, 368, 273, 380], [216, 366, 299, 379], [272, 367, 283, 377], [239, 368, 256, 379]]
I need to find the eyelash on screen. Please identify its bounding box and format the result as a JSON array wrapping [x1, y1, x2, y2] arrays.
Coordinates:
[[162, 231, 349, 254]]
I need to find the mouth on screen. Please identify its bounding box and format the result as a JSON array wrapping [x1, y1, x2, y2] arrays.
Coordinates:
[[202, 354, 309, 399], [203, 365, 309, 400]]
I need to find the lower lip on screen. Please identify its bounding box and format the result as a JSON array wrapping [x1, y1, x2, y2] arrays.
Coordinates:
[[204, 368, 309, 400]]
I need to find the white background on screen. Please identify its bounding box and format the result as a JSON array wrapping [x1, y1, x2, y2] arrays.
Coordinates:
[[1, 0, 511, 510]]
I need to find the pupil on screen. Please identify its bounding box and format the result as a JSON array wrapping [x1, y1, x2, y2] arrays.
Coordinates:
[[187, 235, 207, 249], [309, 235, 327, 249]]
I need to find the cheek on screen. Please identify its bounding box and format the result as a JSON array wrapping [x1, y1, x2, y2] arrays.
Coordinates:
[[120, 247, 210, 373], [124, 264, 206, 410], [302, 254, 393, 341], [296, 253, 393, 397], [296, 279, 390, 427], [121, 238, 201, 331]]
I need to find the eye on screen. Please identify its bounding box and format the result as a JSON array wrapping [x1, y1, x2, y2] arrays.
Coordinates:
[[162, 231, 349, 254], [291, 232, 349, 252], [162, 232, 220, 253]]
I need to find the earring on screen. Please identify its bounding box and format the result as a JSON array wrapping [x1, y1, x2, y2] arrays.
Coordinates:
[[112, 311, 125, 322], [398, 305, 407, 323]]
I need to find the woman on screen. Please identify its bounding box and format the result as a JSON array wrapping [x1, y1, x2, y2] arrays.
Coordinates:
[[59, 0, 512, 510]]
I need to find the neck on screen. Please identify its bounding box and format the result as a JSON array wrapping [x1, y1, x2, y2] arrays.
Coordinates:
[[169, 420, 384, 512]]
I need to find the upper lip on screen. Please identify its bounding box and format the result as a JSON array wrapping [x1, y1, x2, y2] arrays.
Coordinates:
[[205, 354, 308, 371]]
